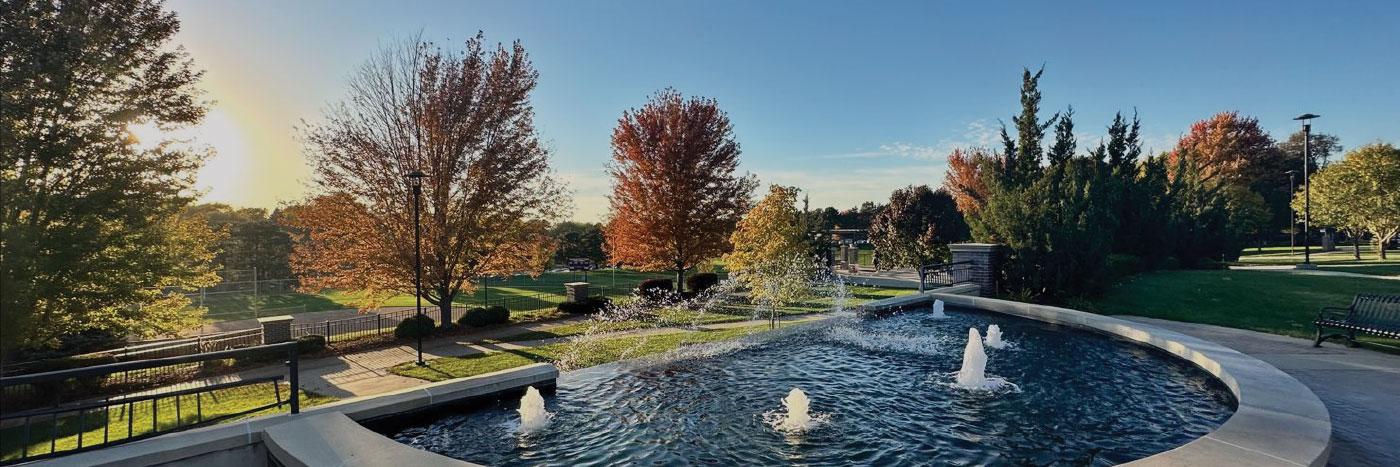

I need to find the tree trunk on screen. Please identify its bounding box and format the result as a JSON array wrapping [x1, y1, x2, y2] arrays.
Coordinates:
[[675, 266, 686, 293], [1380, 238, 1390, 260], [1352, 235, 1361, 260], [437, 288, 456, 328]]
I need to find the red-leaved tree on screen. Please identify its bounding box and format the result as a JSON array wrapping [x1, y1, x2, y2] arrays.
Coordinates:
[[603, 89, 757, 291]]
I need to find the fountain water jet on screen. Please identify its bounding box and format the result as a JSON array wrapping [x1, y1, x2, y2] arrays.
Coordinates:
[[931, 299, 947, 319], [956, 328, 988, 388], [516, 386, 551, 433], [984, 324, 1006, 349]]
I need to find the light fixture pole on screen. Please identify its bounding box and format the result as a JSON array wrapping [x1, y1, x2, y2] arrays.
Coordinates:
[[408, 170, 428, 365], [1293, 114, 1320, 269], [1285, 170, 1298, 257]]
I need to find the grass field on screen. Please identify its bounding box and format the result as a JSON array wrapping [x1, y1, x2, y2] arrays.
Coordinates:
[[1087, 269, 1400, 351], [192, 268, 681, 321], [1235, 245, 1400, 276], [392, 322, 800, 382], [0, 383, 336, 462]]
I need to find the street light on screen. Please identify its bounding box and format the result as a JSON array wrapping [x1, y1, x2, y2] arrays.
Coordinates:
[[407, 169, 429, 365], [1285, 170, 1298, 257], [1293, 113, 1320, 269]]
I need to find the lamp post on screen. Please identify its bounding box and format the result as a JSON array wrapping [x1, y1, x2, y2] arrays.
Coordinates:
[[407, 170, 428, 365], [1293, 114, 1320, 269], [1285, 170, 1298, 257]]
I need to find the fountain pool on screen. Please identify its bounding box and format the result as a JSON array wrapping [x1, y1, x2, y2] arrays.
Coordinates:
[[390, 306, 1235, 466]]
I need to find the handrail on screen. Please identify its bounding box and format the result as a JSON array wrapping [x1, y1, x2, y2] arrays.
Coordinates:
[[917, 261, 975, 292]]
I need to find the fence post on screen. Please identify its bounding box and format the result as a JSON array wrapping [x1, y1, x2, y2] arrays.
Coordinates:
[[325, 320, 331, 340], [377, 313, 383, 335], [288, 343, 300, 414], [258, 316, 295, 344]]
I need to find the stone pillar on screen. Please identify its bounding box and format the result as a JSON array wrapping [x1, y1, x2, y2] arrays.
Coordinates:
[[950, 243, 1000, 297], [258, 315, 295, 344], [564, 282, 590, 302]]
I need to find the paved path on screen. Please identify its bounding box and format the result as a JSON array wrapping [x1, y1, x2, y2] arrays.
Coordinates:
[[175, 313, 832, 400], [1229, 264, 1400, 280], [837, 268, 921, 288], [1118, 316, 1400, 467]]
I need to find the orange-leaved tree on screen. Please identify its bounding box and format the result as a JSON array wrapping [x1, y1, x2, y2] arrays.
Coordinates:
[[942, 147, 998, 215], [287, 34, 565, 326], [604, 88, 757, 291]]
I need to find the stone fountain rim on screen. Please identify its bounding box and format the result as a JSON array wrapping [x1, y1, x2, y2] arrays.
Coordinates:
[[864, 290, 1330, 467]]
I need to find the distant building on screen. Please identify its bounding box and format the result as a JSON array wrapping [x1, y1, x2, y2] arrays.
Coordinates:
[[826, 227, 868, 245]]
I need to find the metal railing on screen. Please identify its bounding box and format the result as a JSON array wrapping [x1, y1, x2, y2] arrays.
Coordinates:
[[917, 261, 975, 292], [1, 329, 265, 378], [0, 342, 300, 465]]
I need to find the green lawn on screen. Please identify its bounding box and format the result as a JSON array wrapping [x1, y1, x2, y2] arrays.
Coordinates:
[[482, 285, 914, 343], [1235, 245, 1399, 277], [1088, 269, 1400, 350], [192, 268, 682, 321], [392, 322, 798, 382], [0, 383, 336, 462]]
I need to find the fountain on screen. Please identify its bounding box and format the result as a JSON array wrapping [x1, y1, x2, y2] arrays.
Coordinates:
[[955, 328, 988, 388], [931, 299, 947, 319], [984, 324, 1006, 349], [516, 386, 550, 433], [769, 387, 825, 433]]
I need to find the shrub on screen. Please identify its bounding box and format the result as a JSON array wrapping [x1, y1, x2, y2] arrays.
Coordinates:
[[21, 352, 118, 375], [557, 296, 612, 314], [684, 273, 720, 294], [394, 314, 437, 339], [296, 334, 328, 355], [458, 306, 511, 327], [1096, 254, 1146, 290], [636, 278, 674, 300]]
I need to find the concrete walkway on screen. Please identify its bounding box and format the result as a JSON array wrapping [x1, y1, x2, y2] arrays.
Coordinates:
[[174, 313, 831, 400], [1228, 264, 1399, 280], [1118, 316, 1400, 467], [837, 268, 922, 288]]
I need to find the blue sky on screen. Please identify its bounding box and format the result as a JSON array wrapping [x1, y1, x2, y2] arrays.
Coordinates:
[[166, 0, 1400, 221]]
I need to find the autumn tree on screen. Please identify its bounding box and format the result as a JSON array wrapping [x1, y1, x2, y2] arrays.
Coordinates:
[[1168, 111, 1291, 245], [868, 185, 968, 268], [290, 34, 565, 326], [943, 147, 997, 214], [1295, 143, 1400, 259], [1277, 130, 1342, 168], [725, 185, 816, 322], [1, 0, 223, 353], [604, 89, 757, 291]]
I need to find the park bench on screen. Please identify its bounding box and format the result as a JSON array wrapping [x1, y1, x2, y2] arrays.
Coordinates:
[[1313, 293, 1400, 347]]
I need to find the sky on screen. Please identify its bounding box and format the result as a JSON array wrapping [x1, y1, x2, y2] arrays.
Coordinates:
[[164, 0, 1400, 222]]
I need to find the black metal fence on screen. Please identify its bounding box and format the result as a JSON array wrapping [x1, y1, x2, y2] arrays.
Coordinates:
[[0, 342, 300, 465], [918, 261, 975, 292]]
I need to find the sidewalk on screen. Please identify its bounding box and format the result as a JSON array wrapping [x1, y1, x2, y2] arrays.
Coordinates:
[[837, 268, 922, 288], [1118, 316, 1400, 467], [1228, 264, 1399, 280], [178, 312, 833, 399]]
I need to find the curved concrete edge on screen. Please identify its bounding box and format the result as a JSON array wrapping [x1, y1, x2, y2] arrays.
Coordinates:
[[262, 412, 477, 467], [864, 292, 1332, 467], [27, 363, 558, 467]]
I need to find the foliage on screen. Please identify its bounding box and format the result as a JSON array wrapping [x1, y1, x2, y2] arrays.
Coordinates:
[[684, 273, 720, 295], [288, 33, 564, 327], [394, 314, 437, 339], [868, 185, 968, 268], [635, 278, 674, 301], [603, 88, 758, 291], [1168, 111, 1291, 243], [1297, 143, 1400, 259], [556, 296, 611, 315], [185, 204, 295, 279], [943, 148, 997, 214], [549, 222, 606, 266], [1277, 130, 1342, 168], [295, 334, 327, 355], [962, 68, 1118, 300], [0, 0, 223, 351], [458, 305, 511, 327], [725, 185, 816, 303]]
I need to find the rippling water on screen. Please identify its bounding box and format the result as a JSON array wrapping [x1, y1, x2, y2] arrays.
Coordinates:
[[392, 307, 1236, 466]]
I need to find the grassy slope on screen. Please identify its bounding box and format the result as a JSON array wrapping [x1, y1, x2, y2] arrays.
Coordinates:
[[0, 384, 336, 462], [392, 323, 789, 382], [194, 269, 680, 321], [1090, 269, 1400, 349]]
